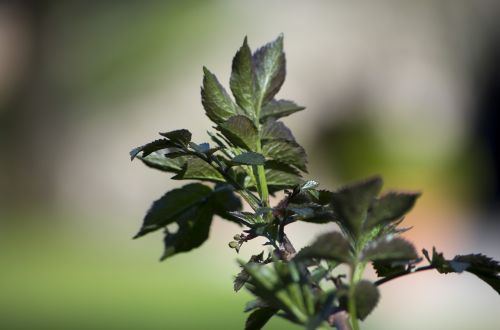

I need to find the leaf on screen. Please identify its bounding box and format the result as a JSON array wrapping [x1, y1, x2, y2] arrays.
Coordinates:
[[353, 280, 380, 320], [201, 67, 241, 124], [294, 232, 352, 264], [159, 129, 192, 146], [172, 157, 225, 182], [228, 211, 266, 227], [253, 34, 286, 104], [260, 99, 305, 122], [372, 261, 406, 277], [232, 152, 266, 165], [331, 177, 383, 239], [234, 252, 265, 292], [134, 183, 213, 238], [245, 307, 278, 330], [365, 192, 421, 230], [130, 139, 177, 160], [138, 152, 186, 173], [300, 180, 319, 191], [452, 254, 500, 294], [262, 139, 307, 172], [218, 115, 258, 150], [212, 184, 243, 222], [230, 37, 257, 118], [248, 161, 302, 192], [361, 236, 418, 263], [261, 120, 295, 142], [161, 203, 213, 260]]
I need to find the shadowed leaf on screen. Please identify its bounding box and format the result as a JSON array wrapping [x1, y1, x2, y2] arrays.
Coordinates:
[[295, 232, 352, 264], [202, 67, 241, 124], [130, 139, 177, 160], [354, 280, 379, 320], [218, 115, 258, 150], [361, 236, 418, 263], [159, 129, 192, 146], [260, 99, 305, 122], [262, 139, 307, 172], [232, 152, 266, 165], [245, 307, 278, 330], [172, 157, 225, 182], [230, 37, 257, 118], [365, 192, 420, 230]]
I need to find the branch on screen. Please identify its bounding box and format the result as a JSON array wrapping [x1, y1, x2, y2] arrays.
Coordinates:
[[374, 265, 435, 286]]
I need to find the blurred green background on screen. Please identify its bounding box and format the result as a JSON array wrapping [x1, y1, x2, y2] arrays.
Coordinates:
[[1, 1, 499, 329]]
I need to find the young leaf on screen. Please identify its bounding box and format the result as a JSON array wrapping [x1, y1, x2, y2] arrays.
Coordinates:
[[161, 203, 214, 260], [245, 307, 278, 330], [262, 139, 307, 172], [331, 176, 383, 239], [172, 157, 225, 182], [218, 115, 258, 150], [159, 129, 192, 146], [260, 99, 305, 122], [232, 152, 266, 166], [353, 280, 380, 320], [130, 139, 177, 160], [360, 236, 418, 263], [134, 183, 213, 238], [201, 67, 241, 124], [294, 232, 352, 264], [230, 37, 257, 118], [253, 34, 286, 105], [364, 192, 421, 230]]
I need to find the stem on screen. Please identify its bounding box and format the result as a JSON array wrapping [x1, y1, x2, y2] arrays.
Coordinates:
[[348, 262, 365, 330], [254, 96, 270, 209], [374, 265, 435, 286]]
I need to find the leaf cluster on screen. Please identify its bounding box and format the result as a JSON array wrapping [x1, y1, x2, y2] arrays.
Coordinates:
[[130, 35, 500, 330]]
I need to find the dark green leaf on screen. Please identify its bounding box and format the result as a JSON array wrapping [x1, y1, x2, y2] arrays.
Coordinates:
[[172, 157, 225, 182], [251, 162, 302, 192], [261, 120, 295, 142], [365, 192, 421, 230], [253, 34, 286, 104], [130, 139, 177, 160], [137, 152, 186, 173], [232, 152, 266, 165], [245, 307, 278, 330], [262, 139, 307, 172], [228, 211, 266, 227], [212, 184, 243, 222], [244, 299, 269, 313], [372, 261, 406, 277], [260, 99, 305, 122], [294, 232, 352, 264], [218, 115, 258, 150], [452, 254, 500, 294], [230, 37, 257, 118], [354, 280, 380, 320], [159, 129, 192, 146], [331, 177, 383, 239], [201, 67, 241, 124], [361, 236, 418, 263], [134, 183, 213, 238], [161, 203, 213, 260]]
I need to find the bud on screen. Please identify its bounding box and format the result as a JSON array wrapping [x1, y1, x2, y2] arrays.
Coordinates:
[[228, 241, 239, 249]]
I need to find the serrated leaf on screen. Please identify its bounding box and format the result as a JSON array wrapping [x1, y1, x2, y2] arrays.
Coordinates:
[[218, 115, 258, 150], [365, 192, 421, 230], [201, 67, 241, 124], [130, 139, 177, 160], [260, 99, 305, 122], [134, 183, 213, 238], [172, 157, 225, 182], [138, 152, 186, 173], [353, 280, 379, 320], [230, 37, 257, 118], [331, 177, 383, 239], [159, 129, 192, 146], [161, 203, 213, 260], [294, 232, 352, 264], [261, 120, 295, 142], [258, 162, 303, 192], [245, 307, 278, 330], [253, 34, 286, 105], [232, 152, 266, 165], [262, 139, 307, 172], [361, 236, 417, 263], [452, 254, 500, 294]]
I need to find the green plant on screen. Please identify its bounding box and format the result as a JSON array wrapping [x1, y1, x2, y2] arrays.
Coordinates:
[[130, 35, 499, 330]]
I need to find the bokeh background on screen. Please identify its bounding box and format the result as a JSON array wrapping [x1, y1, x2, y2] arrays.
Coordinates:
[[1, 1, 499, 329]]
